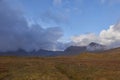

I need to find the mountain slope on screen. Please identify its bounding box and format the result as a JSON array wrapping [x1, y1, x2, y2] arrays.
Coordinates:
[[64, 46, 86, 55]]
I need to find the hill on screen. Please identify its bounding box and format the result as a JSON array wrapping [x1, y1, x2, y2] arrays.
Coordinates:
[[0, 47, 120, 80], [77, 47, 120, 60]]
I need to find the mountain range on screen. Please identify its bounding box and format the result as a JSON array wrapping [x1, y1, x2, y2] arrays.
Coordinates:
[[0, 42, 110, 56]]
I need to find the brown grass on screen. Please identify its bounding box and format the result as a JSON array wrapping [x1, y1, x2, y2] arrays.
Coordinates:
[[0, 48, 120, 80]]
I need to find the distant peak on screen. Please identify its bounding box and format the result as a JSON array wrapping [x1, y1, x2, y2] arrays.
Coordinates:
[[88, 42, 100, 46], [87, 42, 106, 51]]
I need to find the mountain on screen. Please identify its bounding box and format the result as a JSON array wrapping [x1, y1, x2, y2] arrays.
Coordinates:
[[64, 42, 106, 55], [30, 49, 63, 56], [64, 46, 86, 55], [0, 49, 64, 57], [86, 42, 106, 51], [0, 42, 107, 56], [0, 49, 28, 56]]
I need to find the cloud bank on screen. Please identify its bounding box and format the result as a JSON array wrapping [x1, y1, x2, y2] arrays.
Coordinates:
[[71, 22, 120, 49], [0, 0, 63, 51]]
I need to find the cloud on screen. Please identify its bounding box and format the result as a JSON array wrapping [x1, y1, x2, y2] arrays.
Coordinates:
[[0, 0, 63, 51], [1, 0, 120, 52], [71, 33, 99, 46], [100, 22, 120, 48], [71, 22, 120, 49]]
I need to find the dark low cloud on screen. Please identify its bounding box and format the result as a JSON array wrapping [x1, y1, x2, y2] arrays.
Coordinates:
[[0, 0, 63, 51]]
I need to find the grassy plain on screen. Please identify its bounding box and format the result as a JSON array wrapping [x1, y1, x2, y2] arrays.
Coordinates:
[[0, 48, 120, 80]]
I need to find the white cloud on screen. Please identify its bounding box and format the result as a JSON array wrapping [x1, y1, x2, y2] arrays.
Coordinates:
[[100, 23, 120, 47], [71, 22, 120, 49], [71, 33, 99, 46]]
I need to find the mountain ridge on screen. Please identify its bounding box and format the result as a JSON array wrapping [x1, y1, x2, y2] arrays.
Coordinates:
[[0, 42, 115, 56]]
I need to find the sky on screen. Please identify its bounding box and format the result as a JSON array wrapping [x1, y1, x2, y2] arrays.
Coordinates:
[[11, 0, 120, 36], [0, 0, 120, 51]]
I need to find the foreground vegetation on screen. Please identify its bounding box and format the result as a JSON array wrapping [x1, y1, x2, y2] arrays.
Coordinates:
[[0, 48, 120, 80]]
